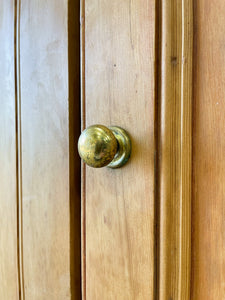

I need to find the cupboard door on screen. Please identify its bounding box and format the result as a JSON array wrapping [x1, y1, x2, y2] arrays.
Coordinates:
[[81, 0, 156, 298], [0, 1, 19, 299]]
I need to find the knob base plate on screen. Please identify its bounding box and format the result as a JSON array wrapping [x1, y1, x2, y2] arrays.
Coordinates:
[[107, 126, 131, 169]]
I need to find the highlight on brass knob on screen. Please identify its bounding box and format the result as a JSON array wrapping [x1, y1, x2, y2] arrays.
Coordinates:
[[78, 125, 131, 169]]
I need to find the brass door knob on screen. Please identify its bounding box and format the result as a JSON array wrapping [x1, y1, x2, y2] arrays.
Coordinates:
[[78, 125, 131, 168]]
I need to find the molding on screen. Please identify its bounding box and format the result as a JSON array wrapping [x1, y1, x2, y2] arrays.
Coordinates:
[[81, 0, 86, 299], [157, 1, 193, 299], [14, 0, 25, 298]]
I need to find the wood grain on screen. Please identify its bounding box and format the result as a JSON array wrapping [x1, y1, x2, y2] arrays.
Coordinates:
[[191, 1, 225, 299], [82, 0, 156, 298], [0, 1, 19, 299], [158, 1, 193, 299], [19, 0, 81, 298]]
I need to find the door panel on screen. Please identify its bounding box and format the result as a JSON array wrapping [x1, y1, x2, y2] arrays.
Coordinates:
[[192, 1, 225, 299], [0, 1, 19, 299], [19, 0, 80, 298], [82, 0, 156, 298]]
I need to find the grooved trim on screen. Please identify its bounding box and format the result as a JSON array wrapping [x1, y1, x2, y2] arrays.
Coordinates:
[[158, 1, 193, 299], [14, 0, 25, 299]]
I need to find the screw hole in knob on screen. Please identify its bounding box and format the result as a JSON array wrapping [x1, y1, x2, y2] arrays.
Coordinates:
[[78, 124, 131, 169]]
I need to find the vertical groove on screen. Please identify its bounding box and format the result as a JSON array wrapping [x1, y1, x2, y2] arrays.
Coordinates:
[[80, 0, 86, 299], [154, 0, 162, 299], [14, 0, 25, 299], [68, 0, 82, 299], [190, 1, 196, 297]]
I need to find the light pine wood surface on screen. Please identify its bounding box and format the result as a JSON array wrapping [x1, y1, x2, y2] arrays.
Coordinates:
[[82, 0, 156, 298], [0, 1, 19, 299], [158, 1, 193, 299], [191, 1, 225, 299], [1, 1, 225, 299], [17, 0, 81, 299]]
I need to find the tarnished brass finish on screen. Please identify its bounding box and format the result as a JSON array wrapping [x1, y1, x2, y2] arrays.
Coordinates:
[[107, 126, 131, 169], [78, 125, 117, 168], [78, 125, 131, 169]]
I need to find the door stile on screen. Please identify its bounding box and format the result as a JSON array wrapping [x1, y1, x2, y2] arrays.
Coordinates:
[[81, 0, 156, 298]]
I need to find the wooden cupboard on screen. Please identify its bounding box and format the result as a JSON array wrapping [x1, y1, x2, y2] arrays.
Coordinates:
[[0, 0, 224, 299]]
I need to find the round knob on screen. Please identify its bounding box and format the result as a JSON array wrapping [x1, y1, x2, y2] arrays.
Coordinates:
[[78, 125, 131, 169]]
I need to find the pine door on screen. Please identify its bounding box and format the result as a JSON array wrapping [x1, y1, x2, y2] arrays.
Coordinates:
[[1, 1, 225, 300]]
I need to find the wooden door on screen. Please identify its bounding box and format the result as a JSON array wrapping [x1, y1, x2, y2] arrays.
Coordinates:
[[1, 0, 225, 300], [82, 0, 224, 299], [81, 0, 193, 298]]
